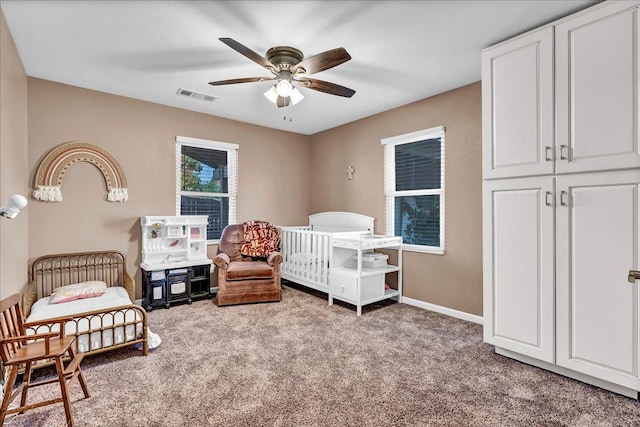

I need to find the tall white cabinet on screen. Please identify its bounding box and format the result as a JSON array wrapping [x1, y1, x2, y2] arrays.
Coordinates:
[[556, 171, 640, 390], [483, 177, 555, 364], [483, 0, 640, 398], [555, 2, 640, 174], [481, 26, 554, 179]]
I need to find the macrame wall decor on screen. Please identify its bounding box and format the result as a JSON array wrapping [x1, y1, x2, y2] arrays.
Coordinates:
[[33, 142, 128, 202]]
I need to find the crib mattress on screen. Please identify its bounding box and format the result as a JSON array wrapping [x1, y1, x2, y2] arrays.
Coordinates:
[[26, 287, 142, 353]]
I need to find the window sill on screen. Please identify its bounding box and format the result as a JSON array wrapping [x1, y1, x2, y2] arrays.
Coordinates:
[[402, 244, 445, 255]]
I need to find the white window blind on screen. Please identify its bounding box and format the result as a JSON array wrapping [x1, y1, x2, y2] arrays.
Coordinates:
[[382, 126, 445, 254], [176, 136, 238, 242]]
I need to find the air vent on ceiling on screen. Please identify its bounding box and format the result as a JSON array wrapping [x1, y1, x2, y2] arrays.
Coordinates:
[[176, 88, 217, 103]]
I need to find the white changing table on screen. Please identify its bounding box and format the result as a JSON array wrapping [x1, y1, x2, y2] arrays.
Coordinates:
[[329, 234, 403, 316]]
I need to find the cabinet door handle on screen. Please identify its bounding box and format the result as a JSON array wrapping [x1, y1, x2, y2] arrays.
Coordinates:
[[544, 146, 553, 161], [560, 144, 569, 161], [560, 190, 568, 206], [545, 191, 553, 207], [628, 270, 640, 283]]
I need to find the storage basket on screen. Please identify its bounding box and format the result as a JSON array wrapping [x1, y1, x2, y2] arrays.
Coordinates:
[[352, 252, 389, 268]]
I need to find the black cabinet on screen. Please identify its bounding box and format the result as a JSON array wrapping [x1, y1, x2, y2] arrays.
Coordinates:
[[189, 264, 210, 300], [145, 278, 167, 310], [142, 263, 211, 311]]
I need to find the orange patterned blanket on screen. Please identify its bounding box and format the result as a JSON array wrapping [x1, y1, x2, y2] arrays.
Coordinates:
[[241, 221, 280, 258]]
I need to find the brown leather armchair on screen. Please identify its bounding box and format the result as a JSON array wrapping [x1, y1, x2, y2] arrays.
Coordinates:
[[213, 223, 283, 306]]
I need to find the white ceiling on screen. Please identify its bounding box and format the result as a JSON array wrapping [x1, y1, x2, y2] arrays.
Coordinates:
[[1, 0, 599, 135]]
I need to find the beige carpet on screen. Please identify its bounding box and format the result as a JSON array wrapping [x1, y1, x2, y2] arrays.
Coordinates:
[[4, 284, 640, 426]]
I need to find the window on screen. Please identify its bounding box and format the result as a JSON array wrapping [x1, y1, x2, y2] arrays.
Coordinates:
[[176, 136, 238, 242], [382, 126, 445, 254]]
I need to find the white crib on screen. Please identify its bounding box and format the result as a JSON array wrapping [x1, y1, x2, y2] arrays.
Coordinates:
[[280, 212, 374, 294]]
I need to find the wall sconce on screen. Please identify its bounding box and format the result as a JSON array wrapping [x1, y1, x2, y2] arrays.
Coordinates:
[[0, 194, 28, 219]]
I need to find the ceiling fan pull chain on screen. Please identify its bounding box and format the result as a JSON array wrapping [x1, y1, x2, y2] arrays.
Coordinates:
[[283, 99, 293, 122]]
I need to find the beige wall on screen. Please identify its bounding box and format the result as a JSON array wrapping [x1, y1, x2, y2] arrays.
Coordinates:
[[0, 9, 29, 298], [21, 57, 483, 315], [310, 82, 483, 315], [27, 78, 311, 298]]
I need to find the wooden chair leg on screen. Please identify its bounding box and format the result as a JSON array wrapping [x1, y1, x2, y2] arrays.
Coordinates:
[[55, 356, 74, 427], [67, 347, 90, 398], [0, 365, 19, 425], [143, 330, 149, 356], [19, 361, 32, 412]]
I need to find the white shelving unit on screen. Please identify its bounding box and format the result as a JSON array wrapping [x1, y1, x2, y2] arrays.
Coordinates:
[[329, 234, 402, 316], [140, 215, 209, 270]]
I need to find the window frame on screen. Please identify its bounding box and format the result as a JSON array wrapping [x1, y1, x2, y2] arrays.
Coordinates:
[[175, 136, 238, 244], [381, 125, 445, 255]]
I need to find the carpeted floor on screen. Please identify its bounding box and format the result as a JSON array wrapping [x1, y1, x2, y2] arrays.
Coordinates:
[[4, 284, 640, 426]]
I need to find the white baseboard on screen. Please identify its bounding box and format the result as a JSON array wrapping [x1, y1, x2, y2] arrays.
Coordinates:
[[402, 297, 483, 324], [495, 347, 639, 399]]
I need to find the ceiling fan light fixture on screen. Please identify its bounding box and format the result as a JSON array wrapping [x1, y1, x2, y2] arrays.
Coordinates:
[[276, 79, 293, 97], [265, 83, 303, 107], [290, 87, 304, 105], [264, 86, 279, 103]]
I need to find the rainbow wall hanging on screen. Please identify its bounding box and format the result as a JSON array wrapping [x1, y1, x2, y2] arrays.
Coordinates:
[[33, 142, 128, 202]]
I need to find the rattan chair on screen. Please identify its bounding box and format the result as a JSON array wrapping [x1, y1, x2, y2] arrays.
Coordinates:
[[0, 293, 90, 426]]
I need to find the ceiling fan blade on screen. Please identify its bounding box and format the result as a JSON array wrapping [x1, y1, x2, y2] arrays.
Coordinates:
[[292, 47, 351, 75], [296, 78, 356, 98], [208, 77, 274, 86], [219, 38, 276, 71]]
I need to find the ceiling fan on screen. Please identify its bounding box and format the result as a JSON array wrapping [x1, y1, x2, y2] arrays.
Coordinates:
[[209, 38, 356, 108]]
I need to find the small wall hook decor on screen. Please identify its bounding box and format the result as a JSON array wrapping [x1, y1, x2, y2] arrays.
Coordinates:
[[346, 166, 355, 180]]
